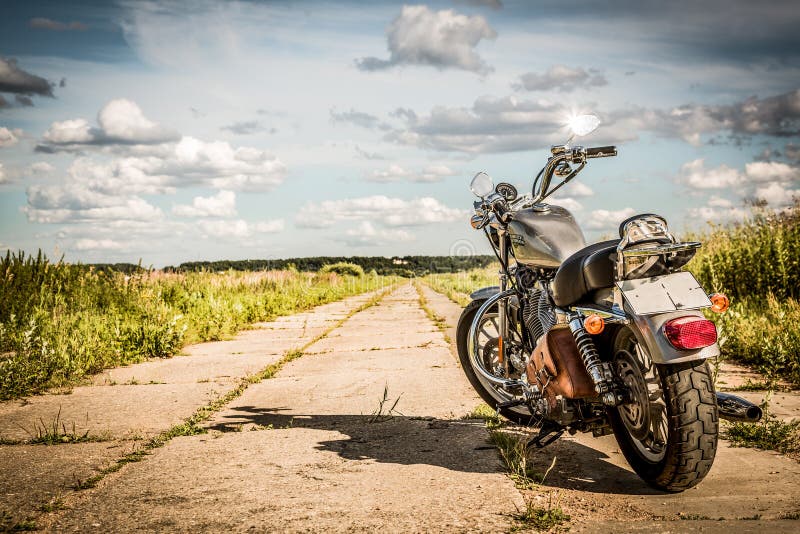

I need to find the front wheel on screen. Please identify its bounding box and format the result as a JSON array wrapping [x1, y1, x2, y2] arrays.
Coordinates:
[[608, 327, 718, 492], [456, 299, 533, 425]]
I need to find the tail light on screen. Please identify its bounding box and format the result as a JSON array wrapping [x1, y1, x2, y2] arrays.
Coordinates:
[[663, 316, 717, 350]]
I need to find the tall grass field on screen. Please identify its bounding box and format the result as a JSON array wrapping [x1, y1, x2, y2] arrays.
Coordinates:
[[0, 253, 393, 399]]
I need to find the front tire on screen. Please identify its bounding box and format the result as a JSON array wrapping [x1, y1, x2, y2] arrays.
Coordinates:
[[608, 327, 718, 492], [456, 299, 533, 425]]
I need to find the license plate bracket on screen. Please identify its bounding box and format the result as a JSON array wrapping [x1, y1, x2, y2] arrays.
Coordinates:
[[616, 272, 711, 315]]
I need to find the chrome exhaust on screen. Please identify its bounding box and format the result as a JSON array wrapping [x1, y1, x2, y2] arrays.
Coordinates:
[[716, 392, 763, 423]]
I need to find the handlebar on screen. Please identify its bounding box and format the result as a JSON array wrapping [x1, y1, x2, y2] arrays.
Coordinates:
[[585, 146, 617, 159]]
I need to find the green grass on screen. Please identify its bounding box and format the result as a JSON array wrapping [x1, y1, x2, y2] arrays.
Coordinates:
[[724, 415, 800, 457], [686, 203, 800, 386], [0, 251, 395, 399], [421, 266, 497, 306], [512, 494, 570, 532]]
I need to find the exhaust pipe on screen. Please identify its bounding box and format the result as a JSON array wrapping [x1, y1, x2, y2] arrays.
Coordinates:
[[716, 392, 763, 423]]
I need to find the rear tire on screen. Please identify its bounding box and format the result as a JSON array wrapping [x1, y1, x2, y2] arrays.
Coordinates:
[[608, 327, 718, 492], [456, 300, 533, 425]]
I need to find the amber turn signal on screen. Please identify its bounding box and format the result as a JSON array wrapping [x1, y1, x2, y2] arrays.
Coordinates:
[[584, 314, 605, 335], [709, 293, 730, 313]]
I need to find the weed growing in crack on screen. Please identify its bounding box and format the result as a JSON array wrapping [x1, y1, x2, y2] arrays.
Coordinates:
[[511, 491, 570, 532], [16, 407, 110, 445], [367, 384, 403, 423], [489, 429, 540, 489]]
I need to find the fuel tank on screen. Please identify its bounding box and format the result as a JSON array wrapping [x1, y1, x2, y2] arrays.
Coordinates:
[[507, 205, 586, 269]]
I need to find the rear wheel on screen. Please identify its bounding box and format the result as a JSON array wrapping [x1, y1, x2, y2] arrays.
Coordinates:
[[456, 299, 533, 425], [608, 327, 718, 492]]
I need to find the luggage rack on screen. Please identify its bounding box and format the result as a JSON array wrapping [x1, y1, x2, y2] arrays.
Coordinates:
[[615, 215, 701, 280]]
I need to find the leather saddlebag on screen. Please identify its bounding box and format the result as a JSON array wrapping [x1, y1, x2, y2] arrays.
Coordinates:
[[528, 327, 597, 402]]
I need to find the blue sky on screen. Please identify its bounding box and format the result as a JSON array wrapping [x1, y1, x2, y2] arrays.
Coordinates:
[[1, 0, 798, 266]]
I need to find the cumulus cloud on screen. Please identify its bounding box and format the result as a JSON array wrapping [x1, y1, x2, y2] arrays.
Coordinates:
[[29, 17, 88, 31], [0, 163, 6, 184], [366, 164, 457, 183], [0, 127, 21, 147], [73, 239, 124, 251], [296, 195, 465, 229], [173, 190, 237, 217], [0, 57, 53, 98], [38, 99, 180, 151], [341, 221, 415, 247], [356, 5, 497, 75], [24, 184, 163, 224], [679, 159, 744, 189], [198, 218, 284, 238], [514, 65, 607, 93], [585, 207, 636, 231], [27, 162, 55, 175]]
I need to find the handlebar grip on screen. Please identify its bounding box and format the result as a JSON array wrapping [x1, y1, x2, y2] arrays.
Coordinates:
[[585, 146, 617, 158]]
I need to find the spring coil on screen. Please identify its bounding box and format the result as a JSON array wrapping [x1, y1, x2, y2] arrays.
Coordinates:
[[569, 321, 604, 387]]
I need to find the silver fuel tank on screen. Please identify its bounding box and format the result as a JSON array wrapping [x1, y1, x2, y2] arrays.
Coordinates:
[[507, 205, 586, 269]]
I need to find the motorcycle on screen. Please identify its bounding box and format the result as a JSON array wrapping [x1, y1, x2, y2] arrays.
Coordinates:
[[456, 115, 763, 492]]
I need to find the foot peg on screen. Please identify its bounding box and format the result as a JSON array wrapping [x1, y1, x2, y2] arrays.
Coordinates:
[[527, 421, 564, 449], [496, 398, 526, 411]]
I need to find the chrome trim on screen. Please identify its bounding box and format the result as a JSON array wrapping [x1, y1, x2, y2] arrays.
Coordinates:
[[621, 241, 701, 258], [570, 305, 630, 324], [467, 289, 525, 389], [717, 392, 763, 423]]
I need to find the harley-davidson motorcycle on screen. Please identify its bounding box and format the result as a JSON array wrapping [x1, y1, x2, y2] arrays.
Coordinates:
[[456, 115, 763, 492]]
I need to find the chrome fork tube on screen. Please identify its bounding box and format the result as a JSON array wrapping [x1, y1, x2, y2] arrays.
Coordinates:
[[468, 289, 523, 389], [497, 230, 509, 376]]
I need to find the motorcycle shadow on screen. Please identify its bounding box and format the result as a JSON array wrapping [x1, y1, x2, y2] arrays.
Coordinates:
[[208, 406, 659, 494], [527, 437, 663, 495]]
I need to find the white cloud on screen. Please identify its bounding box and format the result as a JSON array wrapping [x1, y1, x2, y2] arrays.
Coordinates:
[[707, 195, 733, 208], [0, 127, 21, 147], [38, 98, 179, 151], [585, 207, 636, 230], [26, 161, 55, 175], [744, 161, 800, 183], [514, 65, 607, 93], [173, 190, 236, 217], [296, 195, 465, 228], [97, 98, 176, 143], [0, 163, 6, 184], [73, 238, 124, 251], [366, 164, 457, 183], [755, 182, 800, 206], [198, 218, 284, 238], [550, 197, 583, 212], [24, 185, 163, 224], [342, 221, 415, 247], [356, 5, 496, 75], [687, 205, 750, 222], [679, 159, 744, 189]]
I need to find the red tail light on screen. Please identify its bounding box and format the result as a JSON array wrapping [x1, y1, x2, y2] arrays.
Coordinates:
[[663, 316, 717, 350]]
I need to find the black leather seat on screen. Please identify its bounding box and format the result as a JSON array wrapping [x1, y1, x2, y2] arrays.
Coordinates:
[[551, 239, 619, 308]]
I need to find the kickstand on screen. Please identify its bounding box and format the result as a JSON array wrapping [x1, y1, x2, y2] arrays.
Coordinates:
[[527, 421, 564, 449]]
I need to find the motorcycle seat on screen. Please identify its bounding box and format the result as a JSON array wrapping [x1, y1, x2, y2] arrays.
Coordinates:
[[551, 239, 619, 308]]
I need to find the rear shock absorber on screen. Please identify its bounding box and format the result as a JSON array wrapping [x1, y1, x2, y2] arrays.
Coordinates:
[[568, 317, 618, 406]]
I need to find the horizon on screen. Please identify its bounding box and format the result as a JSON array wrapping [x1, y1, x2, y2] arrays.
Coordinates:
[[1, 0, 798, 267]]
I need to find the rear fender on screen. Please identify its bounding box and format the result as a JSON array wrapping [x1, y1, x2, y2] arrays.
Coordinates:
[[625, 305, 720, 364]]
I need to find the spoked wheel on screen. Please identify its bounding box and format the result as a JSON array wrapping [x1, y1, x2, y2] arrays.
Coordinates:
[[608, 327, 719, 492], [456, 299, 534, 425]]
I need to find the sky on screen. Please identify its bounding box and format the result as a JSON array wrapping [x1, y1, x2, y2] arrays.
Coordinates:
[[0, 0, 798, 267]]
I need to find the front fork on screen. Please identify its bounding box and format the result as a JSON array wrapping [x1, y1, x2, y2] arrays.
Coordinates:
[[497, 230, 510, 377]]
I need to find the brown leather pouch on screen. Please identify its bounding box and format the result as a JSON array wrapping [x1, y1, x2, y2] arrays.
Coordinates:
[[528, 327, 597, 401]]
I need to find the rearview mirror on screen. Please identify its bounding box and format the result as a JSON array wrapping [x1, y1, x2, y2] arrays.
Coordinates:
[[568, 114, 601, 137], [470, 172, 494, 198]]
